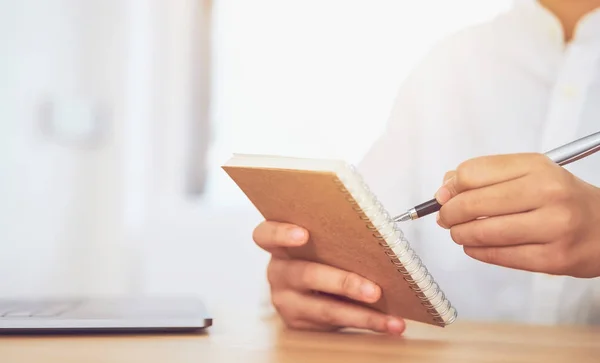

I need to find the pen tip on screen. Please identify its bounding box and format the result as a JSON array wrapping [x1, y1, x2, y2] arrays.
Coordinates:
[[394, 212, 412, 223]]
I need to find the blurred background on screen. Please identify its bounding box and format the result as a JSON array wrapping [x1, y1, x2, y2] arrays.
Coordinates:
[[0, 0, 511, 312]]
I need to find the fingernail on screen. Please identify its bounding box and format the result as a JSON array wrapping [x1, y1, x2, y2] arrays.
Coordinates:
[[386, 317, 405, 335], [435, 177, 454, 205], [436, 213, 448, 229], [435, 186, 451, 205], [288, 228, 306, 244], [360, 283, 377, 300]]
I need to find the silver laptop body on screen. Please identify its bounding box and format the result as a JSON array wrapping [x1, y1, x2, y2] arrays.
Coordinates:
[[0, 296, 212, 333]]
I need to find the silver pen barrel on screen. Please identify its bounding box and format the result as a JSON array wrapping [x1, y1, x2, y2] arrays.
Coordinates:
[[545, 131, 600, 166]]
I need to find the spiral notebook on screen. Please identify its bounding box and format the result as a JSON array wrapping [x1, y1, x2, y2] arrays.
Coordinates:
[[222, 154, 457, 327]]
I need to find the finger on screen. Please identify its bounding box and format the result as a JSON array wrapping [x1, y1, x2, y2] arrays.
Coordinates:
[[435, 153, 551, 204], [448, 209, 556, 247], [252, 221, 309, 253], [283, 319, 339, 332], [294, 292, 406, 335], [437, 176, 542, 228], [463, 243, 563, 274], [273, 259, 381, 304]]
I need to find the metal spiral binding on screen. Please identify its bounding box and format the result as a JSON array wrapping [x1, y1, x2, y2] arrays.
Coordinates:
[[332, 163, 457, 326]]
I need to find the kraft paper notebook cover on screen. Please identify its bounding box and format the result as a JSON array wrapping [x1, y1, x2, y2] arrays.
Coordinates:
[[222, 154, 457, 327]]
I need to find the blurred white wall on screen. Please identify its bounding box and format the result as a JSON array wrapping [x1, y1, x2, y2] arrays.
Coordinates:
[[0, 0, 209, 297], [0, 0, 511, 310], [0, 0, 131, 297]]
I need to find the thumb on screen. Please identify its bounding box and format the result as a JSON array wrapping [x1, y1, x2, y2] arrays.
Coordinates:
[[435, 171, 459, 205]]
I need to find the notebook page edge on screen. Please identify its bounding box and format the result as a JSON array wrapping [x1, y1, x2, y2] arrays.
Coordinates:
[[223, 153, 347, 172]]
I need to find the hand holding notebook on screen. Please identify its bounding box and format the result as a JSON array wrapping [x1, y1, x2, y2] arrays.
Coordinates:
[[223, 154, 457, 330], [252, 220, 407, 334]]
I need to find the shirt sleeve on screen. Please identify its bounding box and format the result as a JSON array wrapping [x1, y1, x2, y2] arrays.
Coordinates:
[[357, 69, 425, 217]]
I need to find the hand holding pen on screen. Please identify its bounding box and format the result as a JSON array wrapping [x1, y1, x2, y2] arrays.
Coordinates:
[[396, 131, 600, 278]]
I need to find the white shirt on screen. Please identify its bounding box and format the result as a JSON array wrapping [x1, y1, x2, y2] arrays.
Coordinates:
[[358, 0, 600, 325]]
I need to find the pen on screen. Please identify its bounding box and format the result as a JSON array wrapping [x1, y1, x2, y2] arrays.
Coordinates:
[[393, 130, 600, 223]]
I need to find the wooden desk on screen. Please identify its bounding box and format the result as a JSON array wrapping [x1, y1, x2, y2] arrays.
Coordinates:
[[0, 311, 598, 363]]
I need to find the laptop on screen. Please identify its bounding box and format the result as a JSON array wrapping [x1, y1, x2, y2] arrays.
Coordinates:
[[0, 296, 212, 333]]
